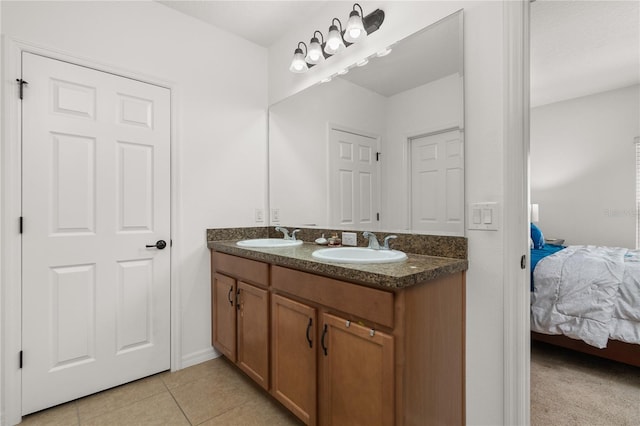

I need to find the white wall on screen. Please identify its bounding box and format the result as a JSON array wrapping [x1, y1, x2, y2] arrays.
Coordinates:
[[531, 84, 640, 248], [269, 2, 510, 424], [1, 0, 267, 370]]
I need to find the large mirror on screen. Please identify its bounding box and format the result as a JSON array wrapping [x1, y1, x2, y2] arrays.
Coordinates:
[[269, 10, 464, 235]]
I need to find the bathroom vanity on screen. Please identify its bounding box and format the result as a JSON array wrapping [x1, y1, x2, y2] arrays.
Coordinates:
[[208, 230, 467, 426]]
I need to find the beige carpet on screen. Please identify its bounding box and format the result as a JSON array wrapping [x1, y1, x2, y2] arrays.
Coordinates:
[[531, 340, 640, 426]]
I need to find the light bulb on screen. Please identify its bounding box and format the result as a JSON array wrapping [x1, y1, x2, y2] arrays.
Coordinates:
[[308, 50, 321, 62], [306, 37, 324, 64], [344, 10, 366, 43], [324, 24, 345, 55], [348, 28, 362, 39], [289, 48, 308, 73]]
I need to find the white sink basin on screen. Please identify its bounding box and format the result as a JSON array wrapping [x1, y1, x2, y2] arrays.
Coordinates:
[[236, 238, 303, 248], [312, 247, 407, 264]]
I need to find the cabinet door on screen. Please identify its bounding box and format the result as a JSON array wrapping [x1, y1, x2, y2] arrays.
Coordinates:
[[320, 313, 394, 426], [237, 281, 269, 390], [271, 294, 317, 425], [212, 273, 237, 361]]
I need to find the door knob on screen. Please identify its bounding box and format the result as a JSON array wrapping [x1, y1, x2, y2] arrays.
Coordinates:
[[146, 240, 167, 250]]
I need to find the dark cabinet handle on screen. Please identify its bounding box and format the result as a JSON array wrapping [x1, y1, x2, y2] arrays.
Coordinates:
[[227, 287, 233, 306], [146, 240, 167, 250], [306, 318, 313, 348], [321, 324, 328, 356], [236, 289, 241, 311]]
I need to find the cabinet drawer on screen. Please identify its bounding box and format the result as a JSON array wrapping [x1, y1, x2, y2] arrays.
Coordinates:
[[212, 252, 268, 287], [271, 266, 394, 328]]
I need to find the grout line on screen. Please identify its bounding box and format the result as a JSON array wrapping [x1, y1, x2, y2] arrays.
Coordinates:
[[78, 391, 174, 425], [76, 376, 169, 423], [166, 389, 194, 425], [190, 401, 253, 426], [160, 358, 223, 390]]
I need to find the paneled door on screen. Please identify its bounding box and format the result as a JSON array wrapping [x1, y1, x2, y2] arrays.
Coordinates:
[[410, 129, 464, 235], [329, 128, 379, 230], [21, 52, 171, 415]]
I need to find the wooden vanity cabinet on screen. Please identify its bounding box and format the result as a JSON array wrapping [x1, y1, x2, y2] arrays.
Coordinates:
[[236, 281, 269, 389], [319, 312, 394, 426], [212, 272, 237, 360], [211, 251, 466, 426], [270, 266, 396, 426], [271, 294, 317, 425], [211, 253, 269, 390], [271, 291, 394, 426], [269, 264, 465, 426]]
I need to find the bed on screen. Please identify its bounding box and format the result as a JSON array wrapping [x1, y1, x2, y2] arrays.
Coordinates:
[[529, 224, 640, 367]]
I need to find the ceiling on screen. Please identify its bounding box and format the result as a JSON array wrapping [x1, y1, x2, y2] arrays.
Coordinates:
[[158, 1, 639, 106], [157, 1, 328, 47], [530, 0, 639, 106]]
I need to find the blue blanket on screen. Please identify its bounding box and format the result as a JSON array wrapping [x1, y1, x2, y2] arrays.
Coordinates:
[[531, 244, 565, 290]]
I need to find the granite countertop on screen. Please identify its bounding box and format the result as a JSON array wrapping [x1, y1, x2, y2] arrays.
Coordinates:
[[208, 240, 468, 290]]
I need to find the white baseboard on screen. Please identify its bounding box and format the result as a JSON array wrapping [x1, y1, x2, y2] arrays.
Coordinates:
[[179, 347, 220, 370]]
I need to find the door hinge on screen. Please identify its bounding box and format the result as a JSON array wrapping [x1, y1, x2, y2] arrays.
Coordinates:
[[376, 212, 380, 221], [16, 79, 29, 100], [376, 152, 381, 161], [19, 216, 23, 234], [19, 351, 23, 369], [520, 254, 526, 269]]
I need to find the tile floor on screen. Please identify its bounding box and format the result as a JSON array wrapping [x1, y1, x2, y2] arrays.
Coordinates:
[[21, 357, 303, 425]]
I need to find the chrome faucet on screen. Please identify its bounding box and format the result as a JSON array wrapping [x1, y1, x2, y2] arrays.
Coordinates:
[[362, 231, 380, 250], [382, 235, 398, 250], [275, 227, 301, 241], [275, 226, 290, 240]]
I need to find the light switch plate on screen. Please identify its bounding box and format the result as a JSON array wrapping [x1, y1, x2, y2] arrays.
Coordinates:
[[468, 202, 499, 231], [271, 208, 280, 222], [342, 232, 357, 246]]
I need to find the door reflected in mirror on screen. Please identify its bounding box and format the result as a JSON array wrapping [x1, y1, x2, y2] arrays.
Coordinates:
[[269, 10, 464, 236]]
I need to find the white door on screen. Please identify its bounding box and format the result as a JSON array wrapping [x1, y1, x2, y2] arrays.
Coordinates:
[[410, 129, 464, 235], [329, 128, 379, 229], [21, 52, 171, 415]]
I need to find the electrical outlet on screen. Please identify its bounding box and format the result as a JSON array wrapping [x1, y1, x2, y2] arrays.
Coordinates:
[[255, 208, 264, 223], [272, 208, 280, 222], [342, 232, 357, 246]]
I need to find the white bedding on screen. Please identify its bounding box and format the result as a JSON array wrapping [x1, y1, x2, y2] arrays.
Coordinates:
[[531, 245, 640, 348]]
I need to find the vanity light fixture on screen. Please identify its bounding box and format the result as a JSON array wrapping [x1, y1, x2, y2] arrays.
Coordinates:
[[289, 3, 385, 73], [289, 42, 309, 73], [337, 68, 349, 75], [306, 31, 326, 64], [344, 3, 367, 43], [325, 18, 346, 55], [356, 58, 369, 67]]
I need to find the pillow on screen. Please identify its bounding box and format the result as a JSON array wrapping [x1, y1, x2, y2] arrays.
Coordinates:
[[530, 223, 545, 249]]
